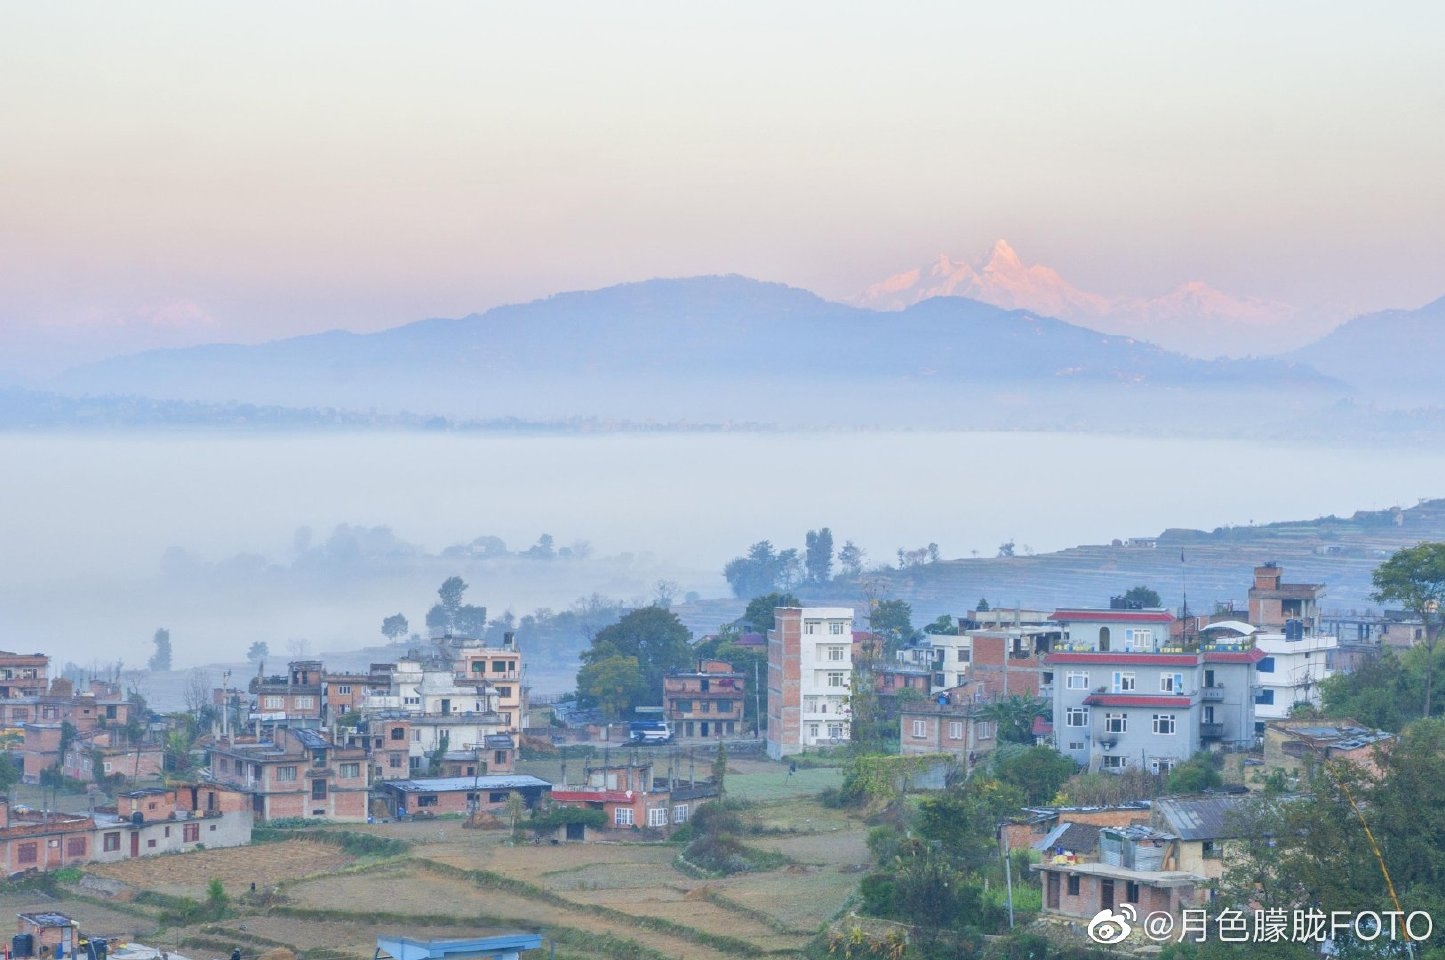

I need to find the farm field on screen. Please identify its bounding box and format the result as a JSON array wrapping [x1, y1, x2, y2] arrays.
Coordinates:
[[25, 759, 866, 960]]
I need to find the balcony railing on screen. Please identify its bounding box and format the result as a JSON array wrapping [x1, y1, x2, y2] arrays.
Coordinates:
[[1200, 722, 1225, 739], [1200, 686, 1226, 701]]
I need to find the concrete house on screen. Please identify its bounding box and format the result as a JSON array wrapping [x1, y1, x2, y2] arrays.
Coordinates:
[[767, 607, 855, 758], [380, 774, 551, 819], [665, 659, 746, 741], [209, 727, 369, 822]]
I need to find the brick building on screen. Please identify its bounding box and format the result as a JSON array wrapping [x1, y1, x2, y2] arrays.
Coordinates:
[[209, 726, 369, 822], [664, 660, 745, 740], [379, 774, 551, 818], [767, 607, 855, 759]]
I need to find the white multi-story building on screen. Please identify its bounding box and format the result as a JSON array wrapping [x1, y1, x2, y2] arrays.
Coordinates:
[[767, 606, 854, 758]]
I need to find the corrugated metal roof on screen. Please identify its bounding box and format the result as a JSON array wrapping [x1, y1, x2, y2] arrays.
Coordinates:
[[383, 775, 551, 793], [1153, 796, 1254, 841]]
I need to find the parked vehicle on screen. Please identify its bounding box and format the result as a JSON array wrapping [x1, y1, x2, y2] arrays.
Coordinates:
[[628, 719, 672, 744]]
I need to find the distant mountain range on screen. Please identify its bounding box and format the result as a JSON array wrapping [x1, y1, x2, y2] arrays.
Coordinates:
[[1289, 294, 1445, 407], [56, 275, 1346, 433], [854, 240, 1337, 358]]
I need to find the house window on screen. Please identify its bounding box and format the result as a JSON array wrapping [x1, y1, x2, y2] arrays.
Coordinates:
[[827, 672, 846, 688], [1105, 713, 1127, 734], [1066, 707, 1088, 727], [809, 723, 819, 738], [977, 722, 994, 741], [498, 686, 512, 697], [1066, 672, 1089, 690], [147, 839, 157, 848], [1125, 628, 1153, 649], [1258, 657, 1276, 673], [1256, 689, 1276, 705], [1150, 757, 1177, 775], [340, 762, 360, 778], [184, 823, 200, 843], [489, 791, 508, 803], [648, 807, 668, 827], [66, 837, 86, 856], [404, 696, 421, 706], [827, 646, 845, 661], [1126, 881, 1141, 902], [1102, 755, 1128, 770], [417, 795, 438, 807], [911, 720, 927, 738], [276, 765, 298, 782], [336, 684, 352, 695], [1112, 672, 1136, 693], [830, 622, 845, 635], [675, 700, 693, 713], [1160, 673, 1184, 693], [294, 696, 316, 709], [674, 805, 688, 824], [828, 723, 845, 739], [492, 661, 508, 673], [1068, 741, 1085, 751], [495, 750, 508, 765], [948, 721, 964, 740], [1067, 875, 1081, 896], [472, 662, 486, 672], [716, 699, 733, 713], [104, 832, 121, 852], [311, 780, 328, 801], [958, 649, 970, 662], [391, 727, 406, 740], [615, 808, 634, 826], [1152, 714, 1176, 735], [264, 696, 284, 709], [389, 755, 403, 768]]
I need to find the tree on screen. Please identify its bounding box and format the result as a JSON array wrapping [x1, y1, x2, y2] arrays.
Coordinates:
[[997, 540, 1015, 558], [988, 744, 1079, 804], [804, 527, 834, 584], [837, 541, 865, 579], [579, 607, 693, 709], [742, 592, 800, 635], [575, 655, 648, 720], [148, 628, 172, 672], [1119, 585, 1162, 608], [923, 614, 956, 635], [437, 575, 468, 619], [712, 742, 728, 796], [977, 598, 990, 612], [381, 614, 409, 644], [1372, 543, 1445, 717], [977, 694, 1051, 744], [722, 541, 802, 598], [246, 640, 269, 664], [425, 603, 450, 632], [868, 599, 915, 654], [452, 604, 488, 638]]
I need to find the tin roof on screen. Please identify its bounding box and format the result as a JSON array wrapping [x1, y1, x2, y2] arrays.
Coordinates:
[[383, 775, 551, 793]]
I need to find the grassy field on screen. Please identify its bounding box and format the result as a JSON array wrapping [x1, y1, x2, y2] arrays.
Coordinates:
[[20, 755, 866, 960]]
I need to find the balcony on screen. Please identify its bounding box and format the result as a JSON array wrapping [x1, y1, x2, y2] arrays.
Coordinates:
[[1200, 722, 1225, 739], [1200, 686, 1226, 701]]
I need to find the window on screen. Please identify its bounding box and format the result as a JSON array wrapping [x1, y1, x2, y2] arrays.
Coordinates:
[[498, 686, 512, 697], [827, 672, 846, 688], [1125, 628, 1154, 649], [830, 621, 845, 635], [147, 839, 157, 848], [66, 837, 86, 856], [417, 795, 439, 808], [294, 696, 316, 709], [1068, 741, 1085, 751], [700, 701, 711, 713], [674, 805, 688, 824], [958, 648, 970, 662], [911, 720, 927, 738], [805, 621, 819, 634], [1152, 714, 1176, 735], [1066, 671, 1089, 690], [404, 696, 421, 706], [184, 823, 200, 843], [104, 832, 121, 852], [276, 765, 298, 782], [675, 699, 693, 713], [1126, 881, 1141, 902], [1065, 707, 1088, 726], [336, 684, 352, 694], [1150, 757, 1177, 775], [809, 723, 819, 738], [340, 762, 360, 778], [1104, 713, 1127, 733], [615, 807, 634, 826], [311, 780, 328, 801], [489, 791, 508, 803], [948, 721, 964, 740], [977, 721, 994, 741], [716, 699, 733, 713], [648, 807, 668, 827], [413, 731, 422, 742], [1160, 673, 1184, 693], [1102, 755, 1128, 770], [472, 662, 485, 672], [827, 645, 845, 661], [1067, 875, 1081, 896], [828, 723, 845, 739], [492, 660, 508, 673], [494, 750, 507, 765], [389, 755, 403, 768], [1256, 689, 1276, 705], [1112, 672, 1136, 692], [264, 696, 284, 709], [1258, 657, 1276, 673], [391, 727, 406, 740], [18, 843, 38, 864]]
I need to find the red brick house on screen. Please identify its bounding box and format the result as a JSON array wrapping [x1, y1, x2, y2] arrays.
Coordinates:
[[547, 760, 718, 836], [664, 660, 746, 740], [209, 727, 369, 822]]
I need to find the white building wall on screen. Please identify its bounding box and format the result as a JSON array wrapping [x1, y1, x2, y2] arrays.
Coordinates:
[[799, 608, 854, 748], [1253, 633, 1338, 721]]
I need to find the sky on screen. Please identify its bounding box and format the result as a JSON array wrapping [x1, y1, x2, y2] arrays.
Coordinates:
[[3, 2, 1444, 373]]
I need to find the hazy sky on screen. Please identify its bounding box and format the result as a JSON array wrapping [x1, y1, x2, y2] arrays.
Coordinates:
[[3, 2, 1443, 371]]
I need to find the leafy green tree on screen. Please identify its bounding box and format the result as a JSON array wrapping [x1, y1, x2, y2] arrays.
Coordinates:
[[148, 628, 172, 671], [804, 527, 834, 583], [427, 732, 450, 776], [381, 614, 409, 643], [452, 604, 488, 638], [837, 540, 865, 578], [579, 606, 693, 709], [425, 604, 449, 631], [868, 599, 915, 654], [924, 614, 956, 635], [246, 640, 269, 663], [438, 575, 468, 614], [1372, 543, 1445, 717], [722, 541, 802, 598], [988, 744, 1079, 804], [977, 598, 990, 612], [1119, 585, 1162, 608], [576, 655, 649, 720], [1319, 647, 1420, 730], [977, 694, 1051, 744], [1164, 751, 1223, 793], [741, 592, 800, 635]]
